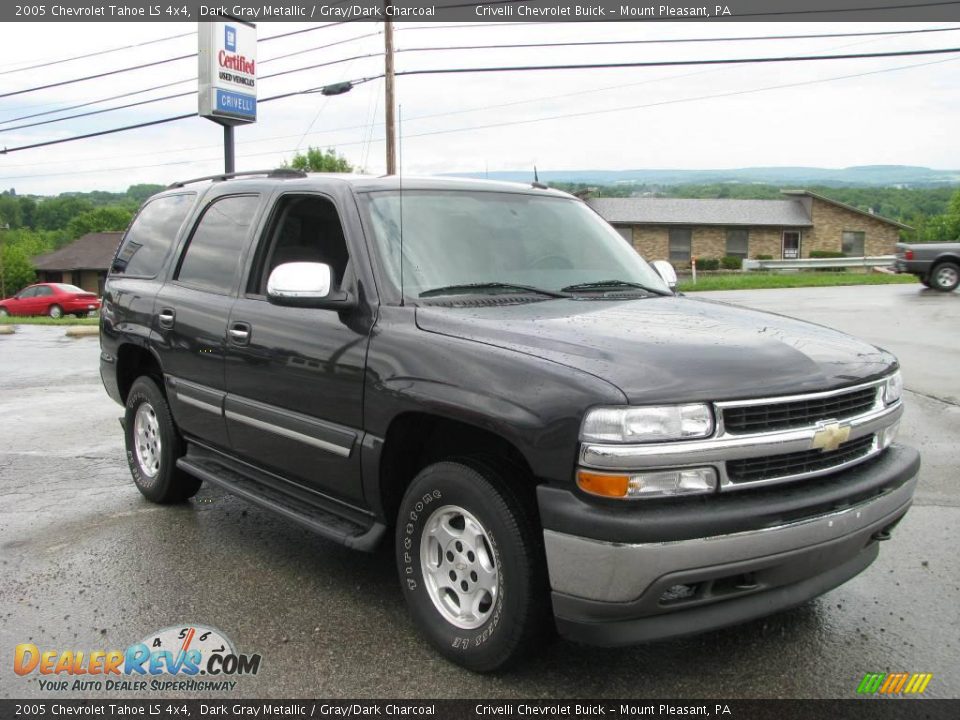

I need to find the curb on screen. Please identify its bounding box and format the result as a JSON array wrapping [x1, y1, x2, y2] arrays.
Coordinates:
[[65, 326, 100, 338], [0, 325, 14, 335]]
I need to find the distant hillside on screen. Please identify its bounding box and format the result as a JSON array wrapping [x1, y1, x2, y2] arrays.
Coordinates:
[[448, 165, 960, 188]]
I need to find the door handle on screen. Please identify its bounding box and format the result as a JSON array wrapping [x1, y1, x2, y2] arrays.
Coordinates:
[[229, 322, 251, 345], [157, 308, 175, 329]]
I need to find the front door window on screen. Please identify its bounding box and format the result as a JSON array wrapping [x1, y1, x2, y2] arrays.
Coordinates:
[[782, 231, 801, 259]]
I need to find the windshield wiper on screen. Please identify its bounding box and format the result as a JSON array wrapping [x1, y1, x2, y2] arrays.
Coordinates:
[[420, 282, 570, 299], [561, 279, 670, 296]]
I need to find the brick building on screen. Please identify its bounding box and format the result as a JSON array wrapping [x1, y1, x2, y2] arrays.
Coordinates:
[[32, 231, 122, 295], [588, 190, 909, 267]]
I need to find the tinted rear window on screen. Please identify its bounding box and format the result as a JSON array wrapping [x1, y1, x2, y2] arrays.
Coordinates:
[[176, 195, 260, 294], [112, 193, 196, 277]]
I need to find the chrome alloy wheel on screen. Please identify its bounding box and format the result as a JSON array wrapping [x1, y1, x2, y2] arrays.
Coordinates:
[[935, 265, 958, 289], [419, 504, 499, 630], [133, 402, 162, 479]]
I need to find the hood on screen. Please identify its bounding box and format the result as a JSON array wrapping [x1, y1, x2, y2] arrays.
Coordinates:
[[415, 296, 896, 404]]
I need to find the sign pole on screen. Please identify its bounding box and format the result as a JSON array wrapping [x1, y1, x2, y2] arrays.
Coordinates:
[[224, 125, 235, 174], [199, 18, 256, 174]]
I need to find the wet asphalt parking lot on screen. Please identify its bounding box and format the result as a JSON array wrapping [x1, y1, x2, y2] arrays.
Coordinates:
[[0, 283, 958, 700]]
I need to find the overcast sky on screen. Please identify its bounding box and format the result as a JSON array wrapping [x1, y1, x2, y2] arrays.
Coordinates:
[[1, 20, 958, 195]]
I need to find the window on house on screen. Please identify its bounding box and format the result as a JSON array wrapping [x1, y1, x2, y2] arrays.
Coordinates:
[[725, 229, 749, 259], [842, 231, 866, 257], [176, 195, 260, 294], [615, 226, 633, 244], [668, 227, 692, 261]]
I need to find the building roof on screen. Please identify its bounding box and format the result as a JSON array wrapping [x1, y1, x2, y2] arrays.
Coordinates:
[[32, 232, 123, 272], [587, 197, 813, 227], [781, 189, 912, 229]]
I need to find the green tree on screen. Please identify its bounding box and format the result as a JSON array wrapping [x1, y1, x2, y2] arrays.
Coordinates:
[[127, 184, 165, 203], [34, 197, 95, 231], [1, 244, 37, 297], [285, 147, 353, 173], [66, 206, 133, 239]]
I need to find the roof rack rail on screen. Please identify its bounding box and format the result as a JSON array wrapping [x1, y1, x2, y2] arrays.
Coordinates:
[[166, 168, 307, 189]]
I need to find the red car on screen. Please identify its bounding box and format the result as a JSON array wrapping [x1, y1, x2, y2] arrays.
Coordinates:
[[0, 283, 101, 319]]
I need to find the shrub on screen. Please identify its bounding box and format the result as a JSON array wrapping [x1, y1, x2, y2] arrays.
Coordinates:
[[754, 254, 774, 260], [809, 250, 846, 258], [696, 257, 720, 270], [721, 255, 743, 270]]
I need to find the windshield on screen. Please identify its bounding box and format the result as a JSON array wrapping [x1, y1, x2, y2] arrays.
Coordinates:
[[54, 284, 87, 294], [361, 190, 669, 298]]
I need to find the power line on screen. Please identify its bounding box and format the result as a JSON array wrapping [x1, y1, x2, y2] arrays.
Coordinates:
[[3, 54, 955, 181], [0, 30, 381, 127], [398, 25, 960, 53], [0, 75, 381, 155], [0, 53, 195, 100], [0, 19, 343, 77], [394, 45, 960, 79], [0, 31, 195, 77], [0, 49, 386, 134], [0, 22, 348, 101], [6, 44, 960, 156], [395, 56, 960, 142]]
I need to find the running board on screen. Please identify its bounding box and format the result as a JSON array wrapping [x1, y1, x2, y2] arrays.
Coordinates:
[[177, 449, 385, 552]]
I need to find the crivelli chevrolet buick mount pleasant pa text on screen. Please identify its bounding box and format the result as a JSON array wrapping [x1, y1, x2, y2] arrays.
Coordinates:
[[99, 171, 917, 672]]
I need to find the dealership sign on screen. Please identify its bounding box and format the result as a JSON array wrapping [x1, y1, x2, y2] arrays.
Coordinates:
[[199, 20, 257, 124]]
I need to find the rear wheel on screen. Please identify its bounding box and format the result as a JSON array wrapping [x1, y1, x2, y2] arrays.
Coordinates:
[[124, 376, 200, 503], [0, 308, 8, 317], [930, 262, 959, 292], [48, 304, 63, 319], [396, 460, 549, 672]]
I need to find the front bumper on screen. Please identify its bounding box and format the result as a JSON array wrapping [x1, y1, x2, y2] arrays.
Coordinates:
[[538, 444, 919, 646]]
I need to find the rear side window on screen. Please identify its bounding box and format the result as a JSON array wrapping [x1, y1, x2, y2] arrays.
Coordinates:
[[112, 193, 196, 277], [176, 195, 260, 295]]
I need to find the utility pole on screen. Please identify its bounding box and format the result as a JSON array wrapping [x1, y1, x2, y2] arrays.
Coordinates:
[[384, 13, 397, 175]]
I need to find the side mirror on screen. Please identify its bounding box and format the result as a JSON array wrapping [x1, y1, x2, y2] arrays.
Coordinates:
[[266, 262, 354, 309], [651, 260, 678, 290]]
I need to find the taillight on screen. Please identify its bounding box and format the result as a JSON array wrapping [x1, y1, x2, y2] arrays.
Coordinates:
[[905, 250, 914, 260]]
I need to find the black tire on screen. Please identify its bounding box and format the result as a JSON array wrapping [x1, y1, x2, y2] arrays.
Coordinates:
[[396, 460, 549, 672], [48, 304, 63, 319], [930, 262, 960, 292], [124, 376, 200, 503], [918, 275, 931, 288]]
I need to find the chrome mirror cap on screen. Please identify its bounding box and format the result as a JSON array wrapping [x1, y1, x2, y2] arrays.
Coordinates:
[[267, 262, 332, 301], [651, 260, 678, 290]]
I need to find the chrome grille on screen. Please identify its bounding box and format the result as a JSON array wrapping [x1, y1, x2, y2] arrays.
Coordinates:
[[726, 434, 876, 484], [722, 386, 878, 435]]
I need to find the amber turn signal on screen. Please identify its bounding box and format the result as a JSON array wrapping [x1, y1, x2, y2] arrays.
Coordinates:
[[576, 470, 629, 498]]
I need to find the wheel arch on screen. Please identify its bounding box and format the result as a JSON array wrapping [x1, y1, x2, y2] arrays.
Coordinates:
[[376, 411, 539, 530], [116, 343, 165, 403]]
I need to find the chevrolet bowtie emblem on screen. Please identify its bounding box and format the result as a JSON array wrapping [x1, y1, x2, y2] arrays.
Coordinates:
[[811, 420, 851, 452]]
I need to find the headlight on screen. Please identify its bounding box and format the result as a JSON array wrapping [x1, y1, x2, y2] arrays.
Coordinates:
[[884, 370, 903, 405], [580, 404, 714, 444]]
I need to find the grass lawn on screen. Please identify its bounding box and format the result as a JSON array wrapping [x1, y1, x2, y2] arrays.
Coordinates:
[[678, 272, 918, 292], [0, 315, 100, 326]]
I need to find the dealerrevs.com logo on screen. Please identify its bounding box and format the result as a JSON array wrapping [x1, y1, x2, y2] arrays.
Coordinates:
[[14, 624, 262, 692]]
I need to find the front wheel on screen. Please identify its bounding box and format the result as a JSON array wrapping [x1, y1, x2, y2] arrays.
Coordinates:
[[48, 304, 63, 319], [396, 460, 549, 672], [930, 262, 959, 292], [124, 376, 201, 503], [0, 308, 8, 317]]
